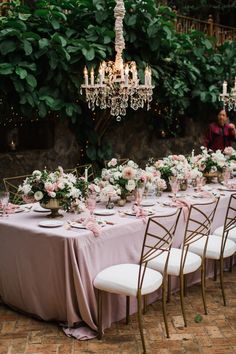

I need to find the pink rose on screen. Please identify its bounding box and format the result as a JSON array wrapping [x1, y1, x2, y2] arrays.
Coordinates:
[[122, 166, 136, 180]]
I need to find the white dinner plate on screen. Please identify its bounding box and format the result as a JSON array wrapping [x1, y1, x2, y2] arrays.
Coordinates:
[[33, 205, 50, 212], [124, 208, 154, 216], [218, 186, 236, 192], [140, 199, 156, 207], [69, 221, 86, 229], [38, 220, 64, 228], [93, 209, 116, 216]]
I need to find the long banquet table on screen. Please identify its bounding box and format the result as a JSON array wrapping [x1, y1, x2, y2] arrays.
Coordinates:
[[0, 186, 232, 339]]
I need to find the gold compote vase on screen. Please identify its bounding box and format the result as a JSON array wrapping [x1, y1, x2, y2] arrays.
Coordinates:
[[40, 199, 63, 218]]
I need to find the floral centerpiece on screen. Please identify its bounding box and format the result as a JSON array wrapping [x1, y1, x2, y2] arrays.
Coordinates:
[[193, 147, 228, 173], [101, 158, 144, 204], [148, 155, 191, 190], [191, 147, 229, 182], [18, 167, 82, 217], [145, 166, 167, 195]]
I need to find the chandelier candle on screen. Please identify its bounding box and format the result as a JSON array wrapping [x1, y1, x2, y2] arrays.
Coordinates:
[[81, 0, 154, 120], [219, 77, 236, 111]]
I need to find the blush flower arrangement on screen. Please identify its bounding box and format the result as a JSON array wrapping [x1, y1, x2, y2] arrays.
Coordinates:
[[192, 147, 228, 174], [18, 167, 82, 210], [101, 159, 142, 199]]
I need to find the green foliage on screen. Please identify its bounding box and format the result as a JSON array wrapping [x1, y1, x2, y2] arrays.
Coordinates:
[[0, 0, 236, 160]]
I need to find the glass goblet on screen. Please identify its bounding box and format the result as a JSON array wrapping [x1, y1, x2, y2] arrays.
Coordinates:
[[135, 188, 144, 206], [169, 177, 179, 201], [86, 194, 96, 217], [0, 191, 10, 217], [223, 168, 231, 186]]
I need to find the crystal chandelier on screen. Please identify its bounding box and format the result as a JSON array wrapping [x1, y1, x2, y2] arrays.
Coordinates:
[[219, 77, 236, 111], [80, 0, 154, 121]]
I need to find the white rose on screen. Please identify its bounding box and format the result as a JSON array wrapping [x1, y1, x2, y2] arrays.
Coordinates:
[[125, 179, 136, 192], [127, 160, 135, 167], [48, 191, 56, 198], [57, 182, 65, 190], [34, 191, 43, 201]]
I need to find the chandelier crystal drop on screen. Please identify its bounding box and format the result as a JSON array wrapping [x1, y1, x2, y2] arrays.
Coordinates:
[[219, 77, 236, 111], [80, 0, 154, 121]]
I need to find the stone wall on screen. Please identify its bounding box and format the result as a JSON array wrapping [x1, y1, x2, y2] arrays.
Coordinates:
[[0, 112, 210, 186], [103, 113, 206, 167], [0, 120, 80, 187]]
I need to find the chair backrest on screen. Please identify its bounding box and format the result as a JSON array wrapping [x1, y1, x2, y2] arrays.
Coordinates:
[[64, 168, 78, 176], [137, 209, 181, 292], [104, 158, 129, 168], [76, 164, 94, 181], [182, 198, 219, 265], [3, 175, 31, 204], [221, 193, 236, 253]]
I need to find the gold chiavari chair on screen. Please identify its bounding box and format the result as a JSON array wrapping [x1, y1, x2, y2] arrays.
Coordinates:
[[104, 158, 129, 168], [93, 209, 181, 354], [191, 193, 236, 306], [3, 175, 31, 204], [147, 199, 219, 327], [64, 168, 78, 176], [76, 164, 94, 181], [213, 193, 236, 275]]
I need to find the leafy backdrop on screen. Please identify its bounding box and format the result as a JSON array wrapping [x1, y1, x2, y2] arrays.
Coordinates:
[[0, 0, 236, 161]]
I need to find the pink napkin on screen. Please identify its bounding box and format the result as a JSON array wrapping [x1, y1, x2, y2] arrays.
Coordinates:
[[224, 183, 236, 189], [77, 216, 102, 237], [132, 205, 148, 223], [173, 198, 191, 221], [0, 203, 19, 214]]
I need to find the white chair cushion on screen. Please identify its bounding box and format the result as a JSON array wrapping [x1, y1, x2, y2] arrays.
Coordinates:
[[147, 248, 202, 276], [93, 264, 163, 297], [213, 226, 236, 242], [189, 235, 236, 260]]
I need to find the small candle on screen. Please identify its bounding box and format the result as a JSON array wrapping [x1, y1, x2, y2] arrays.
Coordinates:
[[223, 81, 227, 95], [85, 167, 88, 182], [84, 66, 88, 86], [191, 149, 194, 158], [148, 68, 152, 86], [145, 67, 149, 86], [90, 68, 94, 86], [234, 77, 236, 89], [10, 140, 16, 151]]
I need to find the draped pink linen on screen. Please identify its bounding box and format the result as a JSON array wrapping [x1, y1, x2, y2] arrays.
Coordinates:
[[0, 191, 230, 339]]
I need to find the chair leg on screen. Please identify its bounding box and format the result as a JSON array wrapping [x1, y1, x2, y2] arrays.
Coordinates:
[[143, 295, 147, 315], [137, 291, 146, 354], [162, 280, 169, 338], [201, 261, 207, 315], [97, 289, 103, 339], [126, 296, 130, 324], [184, 274, 187, 297], [214, 260, 217, 281], [180, 274, 187, 327], [219, 257, 226, 306], [229, 256, 233, 273], [167, 275, 171, 303]]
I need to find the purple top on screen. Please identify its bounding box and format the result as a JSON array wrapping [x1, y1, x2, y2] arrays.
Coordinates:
[[204, 122, 235, 151]]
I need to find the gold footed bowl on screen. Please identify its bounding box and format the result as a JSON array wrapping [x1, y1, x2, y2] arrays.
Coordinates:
[[41, 199, 63, 218], [203, 172, 219, 184]]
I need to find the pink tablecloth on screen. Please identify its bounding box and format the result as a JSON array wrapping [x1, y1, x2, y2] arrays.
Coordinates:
[[0, 188, 230, 339]]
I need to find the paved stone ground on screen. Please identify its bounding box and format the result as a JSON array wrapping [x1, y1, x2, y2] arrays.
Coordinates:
[[0, 267, 236, 354]]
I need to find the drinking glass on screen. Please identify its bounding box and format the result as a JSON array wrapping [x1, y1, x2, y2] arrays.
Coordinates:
[[135, 188, 144, 206], [86, 194, 96, 217], [0, 191, 10, 217], [196, 176, 205, 192], [223, 168, 231, 186], [169, 177, 179, 201]]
